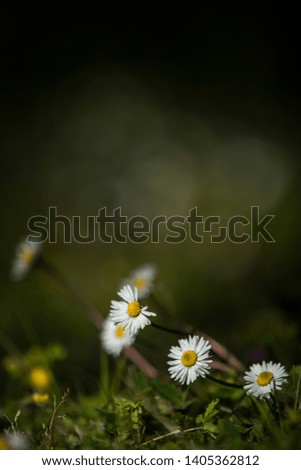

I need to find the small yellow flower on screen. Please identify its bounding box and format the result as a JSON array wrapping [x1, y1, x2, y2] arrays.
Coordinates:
[[32, 392, 50, 405], [0, 436, 9, 450], [29, 366, 51, 390]]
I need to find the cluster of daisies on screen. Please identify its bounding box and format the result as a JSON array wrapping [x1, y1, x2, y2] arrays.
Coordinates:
[[11, 239, 289, 400], [100, 265, 157, 356], [100, 264, 288, 399]]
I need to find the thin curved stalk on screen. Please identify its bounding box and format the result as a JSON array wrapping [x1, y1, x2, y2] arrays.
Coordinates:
[[39, 258, 158, 379]]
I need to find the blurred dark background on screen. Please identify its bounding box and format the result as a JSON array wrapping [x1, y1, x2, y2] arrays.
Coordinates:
[[1, 5, 301, 395]]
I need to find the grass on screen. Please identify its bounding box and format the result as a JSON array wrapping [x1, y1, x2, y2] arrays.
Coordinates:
[[1, 254, 301, 450]]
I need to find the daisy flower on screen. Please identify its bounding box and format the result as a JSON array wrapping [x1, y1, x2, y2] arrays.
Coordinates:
[[168, 335, 212, 386], [11, 238, 42, 281], [6, 432, 29, 450], [109, 285, 156, 336], [243, 361, 288, 399], [123, 264, 157, 299], [100, 317, 136, 357]]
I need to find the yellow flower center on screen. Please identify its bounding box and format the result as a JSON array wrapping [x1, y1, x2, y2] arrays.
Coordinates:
[[115, 325, 126, 338], [20, 248, 35, 263], [181, 350, 197, 367], [29, 367, 51, 390], [135, 278, 146, 289], [127, 301, 141, 317], [257, 371, 273, 386]]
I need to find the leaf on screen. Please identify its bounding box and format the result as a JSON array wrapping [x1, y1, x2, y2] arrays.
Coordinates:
[[290, 365, 301, 383], [204, 422, 218, 433], [152, 380, 188, 408], [251, 398, 274, 432], [196, 399, 219, 424]]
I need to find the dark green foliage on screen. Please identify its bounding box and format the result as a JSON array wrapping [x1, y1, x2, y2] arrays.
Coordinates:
[[1, 344, 301, 449]]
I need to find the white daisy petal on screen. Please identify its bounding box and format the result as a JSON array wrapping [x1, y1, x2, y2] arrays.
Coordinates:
[[100, 317, 136, 357], [118, 285, 134, 303], [243, 360, 288, 399], [167, 335, 212, 386], [109, 285, 157, 336], [121, 264, 157, 299], [6, 432, 29, 450]]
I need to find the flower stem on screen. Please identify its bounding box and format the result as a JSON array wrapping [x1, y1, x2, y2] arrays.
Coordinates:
[[151, 320, 244, 374], [207, 375, 243, 389], [38, 257, 158, 379], [151, 321, 188, 336]]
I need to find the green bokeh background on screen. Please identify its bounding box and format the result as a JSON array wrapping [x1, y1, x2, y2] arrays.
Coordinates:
[[1, 6, 301, 397]]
